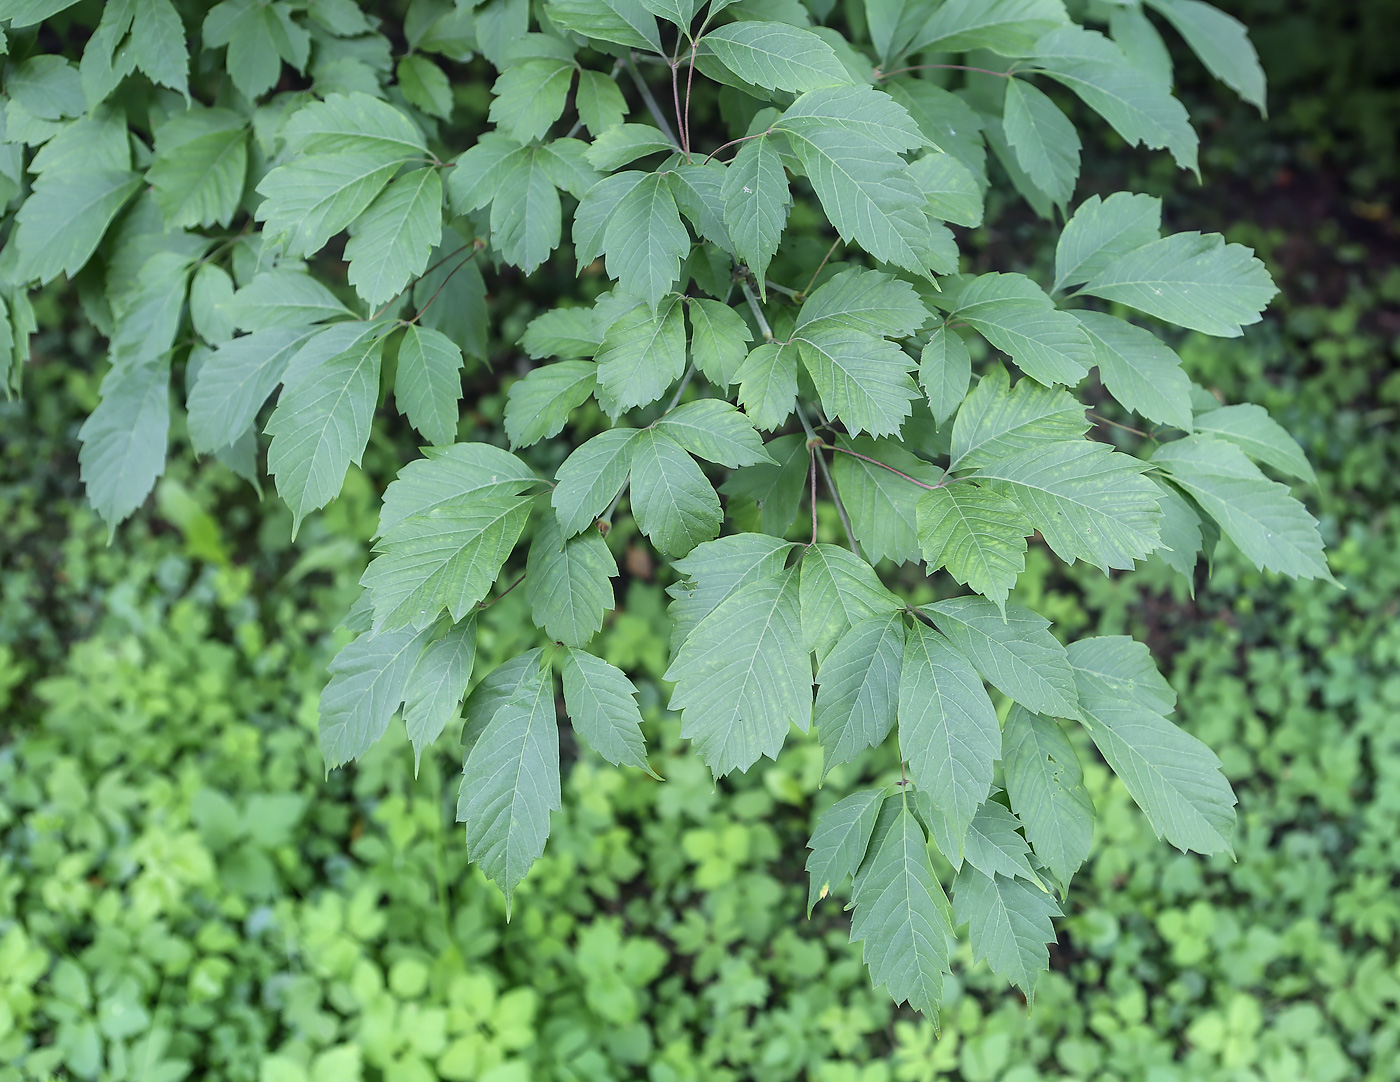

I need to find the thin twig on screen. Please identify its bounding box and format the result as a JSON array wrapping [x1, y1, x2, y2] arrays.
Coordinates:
[[669, 38, 686, 157], [567, 59, 624, 138], [1088, 412, 1153, 439], [808, 448, 819, 546], [371, 241, 478, 320], [661, 363, 696, 413], [825, 443, 939, 490], [683, 40, 698, 156], [479, 572, 526, 609], [703, 129, 770, 165], [598, 478, 629, 531], [764, 279, 800, 300], [801, 238, 842, 299], [624, 55, 681, 147], [797, 403, 858, 553], [876, 63, 1013, 80], [740, 281, 773, 340], [406, 245, 484, 324]]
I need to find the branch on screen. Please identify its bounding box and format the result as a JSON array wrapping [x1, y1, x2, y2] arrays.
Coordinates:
[[825, 443, 940, 490], [797, 403, 858, 553], [740, 280, 773, 340]]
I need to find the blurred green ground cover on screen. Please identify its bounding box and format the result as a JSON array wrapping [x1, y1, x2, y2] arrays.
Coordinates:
[[4, 3, 1400, 1079]]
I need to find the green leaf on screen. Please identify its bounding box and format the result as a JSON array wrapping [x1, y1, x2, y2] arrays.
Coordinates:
[[796, 324, 920, 439], [1145, 0, 1266, 112], [669, 160, 730, 249], [919, 328, 971, 427], [505, 361, 599, 448], [1149, 476, 1204, 587], [866, 0, 931, 64], [628, 429, 722, 557], [380, 443, 540, 535], [572, 170, 647, 270], [1053, 191, 1161, 293], [806, 788, 884, 914], [734, 341, 799, 431], [222, 268, 353, 332], [719, 434, 810, 538], [603, 172, 689, 310], [1152, 435, 1330, 579], [364, 495, 532, 631], [952, 866, 1059, 1000], [1069, 635, 1236, 855], [1083, 231, 1278, 337], [78, 360, 170, 530], [898, 620, 1000, 848], [850, 802, 953, 1014], [575, 68, 628, 136], [667, 532, 797, 651], [256, 154, 401, 259], [545, 0, 663, 53], [637, 0, 696, 27], [1191, 403, 1315, 483], [910, 0, 1068, 56], [950, 365, 1088, 469], [457, 653, 560, 909], [927, 594, 1081, 720], [815, 613, 905, 773], [395, 325, 464, 446], [884, 79, 987, 179], [595, 295, 686, 416], [398, 54, 454, 119], [6, 55, 83, 118], [686, 299, 753, 386], [461, 648, 545, 758], [458, 144, 564, 275], [917, 484, 1030, 614], [665, 566, 810, 776], [552, 428, 639, 536], [703, 21, 851, 93], [797, 267, 929, 339], [319, 623, 434, 769], [202, 0, 310, 100], [189, 264, 236, 345], [0, 1, 82, 28], [961, 800, 1037, 881], [403, 620, 477, 771], [1075, 310, 1192, 430], [525, 511, 617, 646], [560, 648, 652, 772], [12, 170, 141, 284], [147, 108, 245, 230], [1002, 705, 1094, 887], [974, 440, 1162, 572], [909, 150, 985, 228], [949, 273, 1092, 386], [344, 167, 442, 307], [266, 323, 386, 535], [131, 0, 188, 94], [585, 123, 676, 170], [721, 134, 790, 288], [656, 399, 773, 468], [1002, 77, 1080, 207], [831, 436, 940, 565], [187, 327, 317, 453], [1031, 26, 1199, 173], [799, 542, 903, 660], [490, 59, 575, 144], [28, 107, 129, 175]]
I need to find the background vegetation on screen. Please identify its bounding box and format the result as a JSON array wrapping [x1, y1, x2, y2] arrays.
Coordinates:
[[2, 0, 1398, 1079]]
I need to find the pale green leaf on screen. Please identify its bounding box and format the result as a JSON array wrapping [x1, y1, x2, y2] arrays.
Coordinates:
[[953, 866, 1059, 1000], [572, 170, 648, 270], [398, 54, 454, 118], [6, 54, 83, 118], [345, 167, 442, 307], [1110, 6, 1173, 87], [560, 648, 652, 772], [380, 443, 540, 535], [1075, 310, 1192, 430], [656, 399, 774, 467], [718, 434, 810, 538], [734, 340, 799, 431], [525, 511, 617, 646], [910, 0, 1068, 56], [917, 484, 1030, 613], [1191, 403, 1315, 483], [187, 327, 318, 453], [703, 21, 851, 93], [1053, 191, 1161, 293], [319, 623, 434, 769], [1149, 475, 1204, 587], [0, 0, 82, 28], [203, 0, 310, 99], [669, 160, 731, 250], [1145, 0, 1266, 112], [256, 153, 400, 259], [575, 68, 628, 136], [545, 0, 663, 53], [950, 365, 1087, 469], [909, 150, 985, 228], [883, 79, 987, 179], [721, 134, 790, 288], [189, 264, 236, 346], [403, 620, 477, 771], [221, 268, 353, 332], [686, 298, 753, 386], [461, 648, 545, 760], [831, 436, 940, 565], [796, 324, 920, 439], [78, 360, 170, 529], [665, 566, 810, 776], [13, 170, 141, 284], [950, 273, 1092, 386], [628, 429, 722, 557], [603, 171, 689, 309], [148, 108, 246, 229], [1002, 77, 1079, 207], [1002, 704, 1094, 887], [552, 428, 639, 536], [667, 532, 796, 652], [806, 788, 884, 914], [796, 267, 929, 339], [131, 0, 188, 94], [505, 361, 598, 448], [490, 59, 575, 144], [585, 123, 676, 170], [595, 295, 686, 416], [395, 325, 463, 446], [815, 612, 905, 773], [489, 146, 563, 275], [799, 542, 903, 661], [919, 327, 971, 426], [960, 800, 1037, 881], [279, 90, 426, 160], [866, 0, 931, 64]]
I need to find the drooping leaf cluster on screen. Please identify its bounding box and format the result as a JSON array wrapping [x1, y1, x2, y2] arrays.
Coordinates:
[[0, 0, 1326, 1016]]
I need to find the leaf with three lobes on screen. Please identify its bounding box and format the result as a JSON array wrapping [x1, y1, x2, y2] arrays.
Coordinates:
[[721, 134, 790, 289], [666, 532, 797, 653], [505, 361, 598, 448], [378, 443, 540, 535], [552, 428, 639, 536], [799, 542, 903, 661], [952, 865, 1060, 1001], [363, 495, 533, 631], [1002, 704, 1094, 887], [831, 436, 940, 566], [926, 596, 1081, 720], [594, 295, 686, 415], [656, 399, 774, 468], [1069, 635, 1236, 854], [665, 566, 810, 777], [686, 298, 753, 386], [457, 653, 561, 910], [898, 621, 1001, 852], [735, 341, 799, 431], [806, 788, 884, 914], [266, 323, 386, 535], [628, 429, 722, 557], [950, 365, 1088, 469], [319, 623, 434, 769], [917, 484, 1031, 615], [395, 325, 464, 446], [815, 612, 905, 774], [187, 326, 317, 453], [525, 510, 617, 646], [1075, 310, 1192, 430], [560, 648, 652, 772], [345, 167, 443, 307], [850, 802, 953, 1015], [403, 619, 477, 772], [974, 441, 1162, 572], [78, 359, 170, 530]]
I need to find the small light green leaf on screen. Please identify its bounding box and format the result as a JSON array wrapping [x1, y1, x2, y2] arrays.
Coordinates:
[[553, 428, 639, 536], [806, 788, 884, 914], [545, 0, 663, 53], [595, 294, 686, 416], [953, 866, 1059, 1000], [656, 399, 774, 467], [278, 90, 425, 160], [721, 134, 790, 288], [667, 532, 797, 651], [797, 267, 930, 339], [320, 623, 434, 769], [832, 435, 940, 565], [1075, 310, 1192, 430], [147, 107, 245, 230], [815, 612, 905, 773], [398, 54, 454, 119], [908, 150, 985, 228], [1002, 705, 1094, 886], [920, 327, 971, 426], [78, 359, 170, 530], [561, 648, 652, 772], [256, 153, 400, 259], [898, 620, 1000, 849], [203, 0, 310, 99], [917, 484, 1031, 614], [345, 167, 443, 307], [950, 272, 1093, 386], [131, 0, 188, 94], [603, 171, 689, 309], [585, 123, 676, 170], [1152, 435, 1329, 580], [396, 325, 464, 446], [380, 443, 540, 535], [665, 565, 810, 776], [910, 0, 1068, 56], [403, 620, 477, 771], [1053, 191, 1161, 293], [1002, 77, 1080, 207], [799, 542, 903, 660], [189, 264, 237, 346], [490, 59, 575, 144], [703, 21, 852, 93], [505, 361, 598, 448], [629, 429, 722, 557], [575, 68, 628, 136], [187, 327, 318, 453], [950, 365, 1088, 469], [797, 324, 920, 440], [1145, 0, 1266, 112], [686, 298, 753, 386], [525, 511, 617, 646], [1191, 403, 1315, 483], [961, 800, 1038, 881], [1149, 476, 1204, 587], [221, 268, 354, 332], [13, 169, 141, 284], [734, 340, 799, 431], [669, 160, 730, 249]]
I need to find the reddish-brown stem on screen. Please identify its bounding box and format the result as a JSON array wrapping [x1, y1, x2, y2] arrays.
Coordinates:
[[669, 39, 686, 157], [703, 129, 770, 165], [825, 444, 940, 490], [407, 246, 483, 324], [480, 572, 527, 609], [876, 63, 1013, 80], [1088, 412, 1153, 439], [683, 41, 698, 156], [809, 448, 819, 546], [371, 241, 478, 320], [802, 238, 842, 298]]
